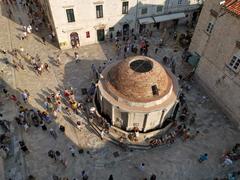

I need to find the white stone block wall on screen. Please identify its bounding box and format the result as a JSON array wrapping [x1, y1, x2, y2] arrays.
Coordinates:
[[101, 98, 176, 132], [40, 0, 203, 49], [47, 0, 140, 49]]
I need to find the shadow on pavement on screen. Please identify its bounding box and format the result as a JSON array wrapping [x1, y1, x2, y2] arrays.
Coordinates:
[[0, 0, 58, 48], [0, 76, 126, 180]]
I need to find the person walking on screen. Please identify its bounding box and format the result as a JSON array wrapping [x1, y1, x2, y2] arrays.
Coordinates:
[[21, 91, 28, 103], [100, 130, 105, 139], [28, 175, 36, 180], [40, 120, 47, 131], [56, 101, 62, 112], [24, 89, 30, 97], [65, 107, 71, 115], [55, 150, 67, 168], [74, 52, 80, 63], [124, 46, 127, 58], [173, 31, 177, 40], [27, 25, 32, 33], [51, 31, 56, 41], [150, 174, 156, 180], [36, 53, 41, 63], [48, 150, 56, 161], [44, 63, 49, 71], [49, 128, 57, 139], [23, 121, 30, 132], [20, 46, 24, 53], [108, 174, 113, 180], [31, 57, 36, 66], [42, 36, 46, 45], [138, 163, 145, 171], [56, 54, 61, 65], [81, 171, 88, 180], [55, 150, 62, 162], [48, 34, 53, 42], [171, 60, 176, 74], [69, 145, 76, 157], [22, 31, 27, 40], [198, 153, 208, 163], [60, 157, 67, 168], [76, 121, 82, 131], [222, 156, 233, 167]]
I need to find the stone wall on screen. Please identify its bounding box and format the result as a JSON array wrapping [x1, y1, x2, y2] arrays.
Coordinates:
[[189, 0, 240, 125], [44, 0, 201, 49], [47, 0, 140, 49], [189, 0, 222, 55]]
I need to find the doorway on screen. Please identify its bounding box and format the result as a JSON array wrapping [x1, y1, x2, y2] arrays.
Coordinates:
[[173, 19, 179, 30], [121, 112, 128, 129], [70, 32, 80, 48], [192, 11, 199, 23], [139, 24, 146, 33], [123, 23, 129, 36], [154, 22, 160, 30], [97, 29, 105, 41]]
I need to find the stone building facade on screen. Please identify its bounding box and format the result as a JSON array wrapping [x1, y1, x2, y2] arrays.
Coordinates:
[[189, 0, 240, 125], [95, 56, 179, 132], [38, 0, 202, 49]]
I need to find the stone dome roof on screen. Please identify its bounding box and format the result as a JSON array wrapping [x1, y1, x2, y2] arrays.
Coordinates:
[[105, 56, 172, 102]]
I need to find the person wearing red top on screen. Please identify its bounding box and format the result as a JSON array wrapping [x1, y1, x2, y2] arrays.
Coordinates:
[[10, 94, 17, 102], [64, 89, 70, 98]]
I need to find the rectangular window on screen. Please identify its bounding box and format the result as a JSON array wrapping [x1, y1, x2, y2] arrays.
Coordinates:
[[206, 22, 214, 34], [141, 8, 148, 15], [157, 5, 163, 12], [228, 55, 240, 72], [96, 5, 103, 18], [122, 1, 129, 14], [86, 31, 90, 38], [178, 0, 182, 4], [109, 27, 114, 31], [152, 85, 159, 96], [66, 9, 75, 22]]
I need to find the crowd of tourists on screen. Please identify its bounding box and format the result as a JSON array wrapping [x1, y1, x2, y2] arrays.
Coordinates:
[[1, 82, 97, 180]]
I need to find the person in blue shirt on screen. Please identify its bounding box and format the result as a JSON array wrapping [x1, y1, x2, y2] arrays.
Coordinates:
[[198, 153, 208, 163]]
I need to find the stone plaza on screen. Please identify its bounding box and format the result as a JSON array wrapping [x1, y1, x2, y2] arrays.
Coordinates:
[[0, 1, 240, 180]]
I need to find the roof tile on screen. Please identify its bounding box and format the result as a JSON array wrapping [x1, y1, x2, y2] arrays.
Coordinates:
[[224, 0, 240, 16]]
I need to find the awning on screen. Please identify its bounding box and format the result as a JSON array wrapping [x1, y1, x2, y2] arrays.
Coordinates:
[[138, 17, 155, 25], [154, 13, 186, 23]]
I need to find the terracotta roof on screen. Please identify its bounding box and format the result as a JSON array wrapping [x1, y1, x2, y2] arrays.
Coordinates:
[[224, 0, 240, 16], [105, 56, 173, 102]]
